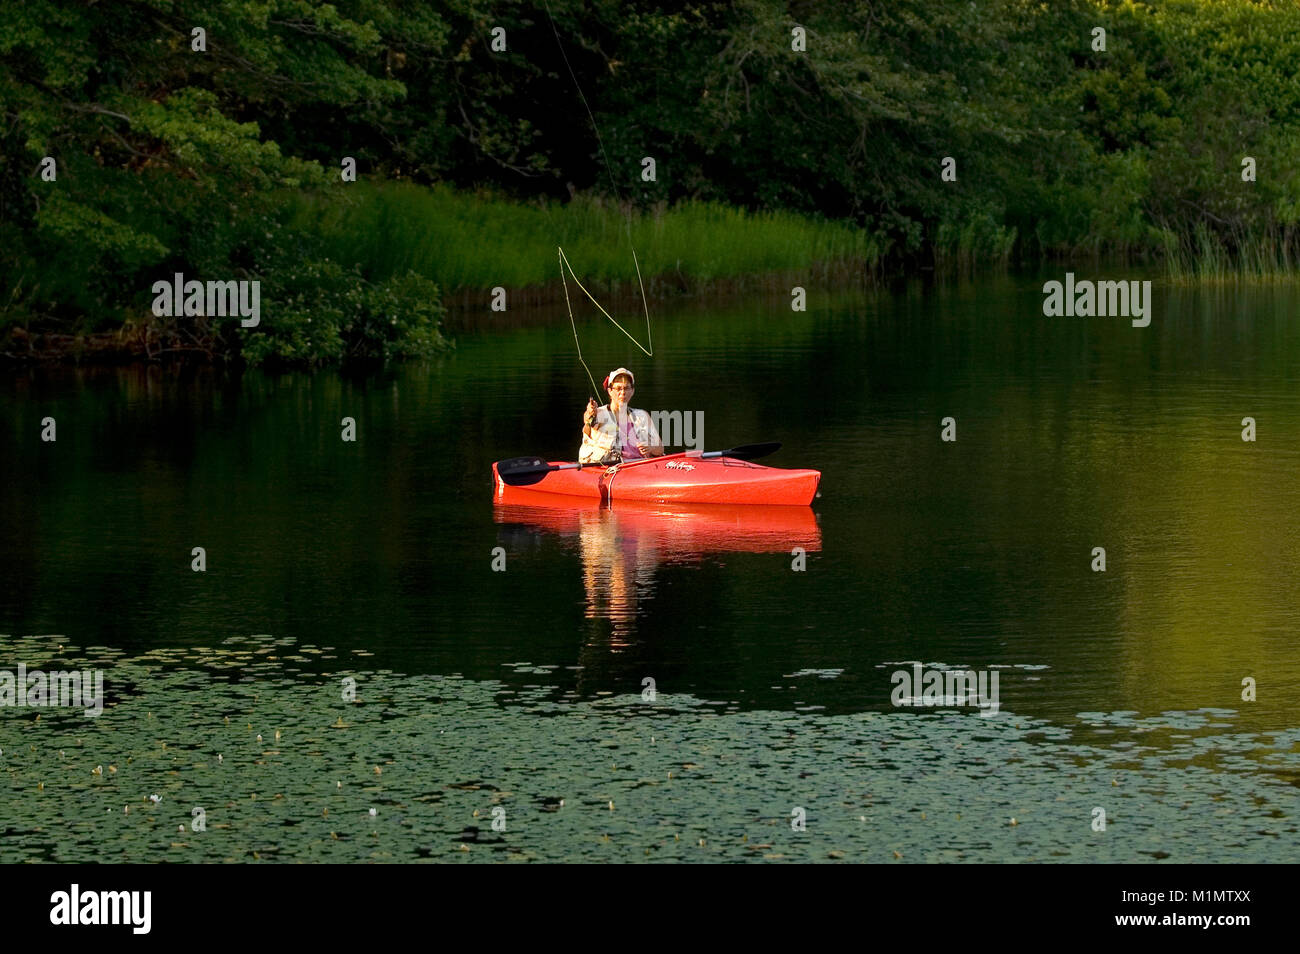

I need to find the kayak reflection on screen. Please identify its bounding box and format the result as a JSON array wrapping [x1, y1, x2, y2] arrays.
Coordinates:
[[493, 489, 822, 651]]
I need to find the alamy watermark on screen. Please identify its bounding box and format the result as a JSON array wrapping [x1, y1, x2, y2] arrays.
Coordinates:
[[890, 663, 1000, 717], [1042, 272, 1151, 327], [649, 410, 704, 451], [50, 885, 150, 934], [151, 272, 260, 327], [600, 404, 704, 452], [0, 664, 104, 717]]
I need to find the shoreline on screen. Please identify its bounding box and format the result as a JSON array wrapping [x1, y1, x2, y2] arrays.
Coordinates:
[[3, 267, 878, 366], [7, 262, 1298, 366]]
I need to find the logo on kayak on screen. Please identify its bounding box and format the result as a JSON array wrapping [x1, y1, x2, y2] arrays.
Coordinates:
[[665, 461, 695, 471]]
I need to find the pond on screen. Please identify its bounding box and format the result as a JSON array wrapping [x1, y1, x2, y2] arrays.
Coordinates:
[[2, 273, 1298, 861]]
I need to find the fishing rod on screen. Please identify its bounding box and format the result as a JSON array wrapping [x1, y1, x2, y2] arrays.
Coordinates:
[[542, 0, 654, 403]]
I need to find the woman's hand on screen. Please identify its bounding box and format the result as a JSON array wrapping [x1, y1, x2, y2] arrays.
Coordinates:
[[583, 398, 598, 426]]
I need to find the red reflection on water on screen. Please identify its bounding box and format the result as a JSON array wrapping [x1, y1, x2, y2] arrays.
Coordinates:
[[493, 490, 821, 651]]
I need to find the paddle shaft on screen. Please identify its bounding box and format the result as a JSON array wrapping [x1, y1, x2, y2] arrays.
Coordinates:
[[496, 443, 781, 485]]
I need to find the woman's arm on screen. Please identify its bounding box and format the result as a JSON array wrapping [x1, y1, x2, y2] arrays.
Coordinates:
[[638, 411, 665, 457]]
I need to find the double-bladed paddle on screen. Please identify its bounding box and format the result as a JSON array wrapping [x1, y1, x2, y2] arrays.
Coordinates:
[[699, 441, 781, 460], [494, 442, 783, 487]]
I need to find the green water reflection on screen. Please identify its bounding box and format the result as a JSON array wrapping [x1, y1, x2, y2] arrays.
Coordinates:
[[2, 274, 1299, 860]]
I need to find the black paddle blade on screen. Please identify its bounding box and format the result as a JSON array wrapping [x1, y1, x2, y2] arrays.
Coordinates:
[[495, 456, 554, 487], [724, 442, 782, 461]]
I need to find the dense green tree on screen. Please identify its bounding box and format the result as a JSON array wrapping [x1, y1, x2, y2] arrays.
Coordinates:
[[5, 0, 1300, 361]]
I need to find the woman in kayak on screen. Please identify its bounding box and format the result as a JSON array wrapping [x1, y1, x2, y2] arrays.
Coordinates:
[[579, 367, 664, 464]]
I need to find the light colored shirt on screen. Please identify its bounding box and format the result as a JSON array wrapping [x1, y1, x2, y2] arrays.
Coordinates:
[[579, 406, 662, 464]]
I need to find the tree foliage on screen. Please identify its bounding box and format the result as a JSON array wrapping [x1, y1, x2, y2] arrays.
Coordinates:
[[4, 0, 1300, 360]]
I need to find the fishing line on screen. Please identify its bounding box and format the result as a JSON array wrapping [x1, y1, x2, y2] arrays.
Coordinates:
[[558, 246, 600, 398], [542, 0, 654, 400]]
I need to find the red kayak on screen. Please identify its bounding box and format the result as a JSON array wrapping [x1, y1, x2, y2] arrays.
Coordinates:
[[492, 451, 820, 506]]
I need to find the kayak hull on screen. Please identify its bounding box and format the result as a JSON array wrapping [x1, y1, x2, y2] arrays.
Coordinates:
[[492, 454, 820, 506]]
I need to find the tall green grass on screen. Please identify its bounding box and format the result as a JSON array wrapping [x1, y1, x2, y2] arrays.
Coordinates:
[[1159, 222, 1300, 283], [933, 213, 1017, 274], [283, 182, 881, 294], [288, 181, 1300, 294]]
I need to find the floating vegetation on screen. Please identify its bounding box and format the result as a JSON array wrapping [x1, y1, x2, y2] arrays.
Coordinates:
[[0, 634, 1296, 862]]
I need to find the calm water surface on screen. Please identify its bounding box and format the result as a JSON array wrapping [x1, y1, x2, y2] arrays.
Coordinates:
[[2, 273, 1298, 861]]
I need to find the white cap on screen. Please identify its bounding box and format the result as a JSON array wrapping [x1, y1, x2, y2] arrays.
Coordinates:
[[603, 368, 635, 390]]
